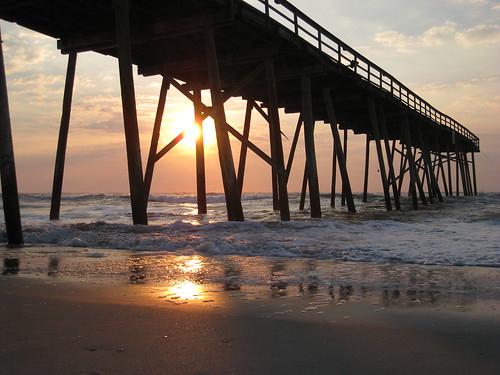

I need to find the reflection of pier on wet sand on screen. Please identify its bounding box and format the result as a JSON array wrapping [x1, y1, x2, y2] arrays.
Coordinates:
[[1, 248, 500, 374]]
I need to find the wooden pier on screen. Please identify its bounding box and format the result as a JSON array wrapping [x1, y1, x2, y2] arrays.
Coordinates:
[[0, 0, 480, 246]]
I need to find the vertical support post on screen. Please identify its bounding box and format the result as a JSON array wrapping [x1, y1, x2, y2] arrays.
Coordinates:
[[379, 108, 401, 210], [471, 152, 477, 196], [269, 119, 279, 211], [438, 153, 449, 197], [418, 151, 433, 203], [397, 144, 407, 196], [323, 89, 355, 213], [368, 98, 392, 211], [194, 89, 207, 214], [330, 127, 337, 208], [456, 147, 467, 196], [341, 129, 347, 206], [362, 135, 370, 203], [455, 150, 460, 197], [463, 152, 472, 196], [144, 77, 169, 202], [0, 26, 23, 246], [301, 76, 321, 218], [265, 60, 290, 221], [418, 127, 443, 203], [50, 52, 77, 220], [237, 100, 253, 195], [416, 155, 429, 203], [113, 0, 148, 225], [447, 151, 453, 196], [205, 26, 244, 221], [401, 115, 421, 209]]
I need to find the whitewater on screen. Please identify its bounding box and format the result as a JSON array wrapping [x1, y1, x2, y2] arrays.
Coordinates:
[[1, 193, 499, 268]]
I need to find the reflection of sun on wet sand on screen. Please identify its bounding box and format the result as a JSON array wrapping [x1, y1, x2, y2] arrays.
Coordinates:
[[2, 248, 500, 374], [168, 280, 203, 301]]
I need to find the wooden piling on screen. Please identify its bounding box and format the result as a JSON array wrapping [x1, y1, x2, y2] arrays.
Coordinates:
[[205, 27, 244, 221], [455, 151, 460, 197], [237, 100, 253, 194], [50, 52, 77, 221], [447, 151, 453, 196], [285, 115, 302, 183], [400, 116, 420, 209], [330, 127, 337, 208], [362, 135, 370, 203], [417, 127, 443, 203], [269, 109, 279, 211], [194, 89, 207, 214], [301, 76, 321, 218], [456, 148, 467, 196], [0, 26, 23, 246], [144, 77, 169, 203], [113, 0, 148, 225], [368, 99, 392, 211], [379, 108, 401, 210], [323, 89, 355, 213], [463, 152, 473, 196], [299, 162, 308, 211], [438, 153, 449, 197], [397, 144, 408, 196], [265, 60, 290, 221], [341, 129, 348, 207], [471, 152, 477, 196]]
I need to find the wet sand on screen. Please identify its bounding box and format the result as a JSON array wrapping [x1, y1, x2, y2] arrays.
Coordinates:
[[1, 247, 500, 374]]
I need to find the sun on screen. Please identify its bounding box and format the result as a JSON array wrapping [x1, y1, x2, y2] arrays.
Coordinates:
[[160, 108, 217, 151]]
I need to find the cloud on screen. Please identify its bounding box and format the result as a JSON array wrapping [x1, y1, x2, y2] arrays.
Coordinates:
[[373, 31, 416, 53], [374, 22, 500, 52], [447, 0, 487, 4], [2, 24, 56, 75], [456, 24, 500, 46], [421, 22, 457, 46]]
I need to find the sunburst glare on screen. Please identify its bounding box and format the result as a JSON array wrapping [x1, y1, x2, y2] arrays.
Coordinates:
[[161, 109, 217, 151]]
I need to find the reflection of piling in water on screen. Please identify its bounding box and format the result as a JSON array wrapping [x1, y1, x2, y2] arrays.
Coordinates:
[[339, 285, 353, 301], [223, 261, 242, 291], [270, 261, 288, 297], [2, 258, 19, 275], [48, 256, 59, 276], [129, 265, 146, 284]]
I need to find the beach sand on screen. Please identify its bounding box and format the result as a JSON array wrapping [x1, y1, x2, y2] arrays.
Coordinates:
[[1, 247, 500, 374]]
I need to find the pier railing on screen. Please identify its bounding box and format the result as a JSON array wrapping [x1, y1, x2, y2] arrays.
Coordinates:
[[244, 0, 479, 149]]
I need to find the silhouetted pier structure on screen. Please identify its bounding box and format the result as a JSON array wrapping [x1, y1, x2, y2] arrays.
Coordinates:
[[0, 0, 480, 246]]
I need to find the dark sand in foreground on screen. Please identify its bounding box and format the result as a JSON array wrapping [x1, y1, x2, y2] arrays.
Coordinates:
[[1, 248, 500, 374]]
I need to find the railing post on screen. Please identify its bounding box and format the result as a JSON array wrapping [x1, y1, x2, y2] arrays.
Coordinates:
[[294, 13, 298, 34]]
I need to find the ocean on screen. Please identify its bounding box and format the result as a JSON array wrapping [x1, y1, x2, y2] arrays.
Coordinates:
[[2, 192, 499, 268]]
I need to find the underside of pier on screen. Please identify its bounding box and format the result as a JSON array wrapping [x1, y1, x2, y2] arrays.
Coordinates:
[[0, 0, 480, 245]]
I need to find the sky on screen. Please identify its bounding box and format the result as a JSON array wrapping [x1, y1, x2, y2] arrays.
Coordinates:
[[1, 0, 499, 194]]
